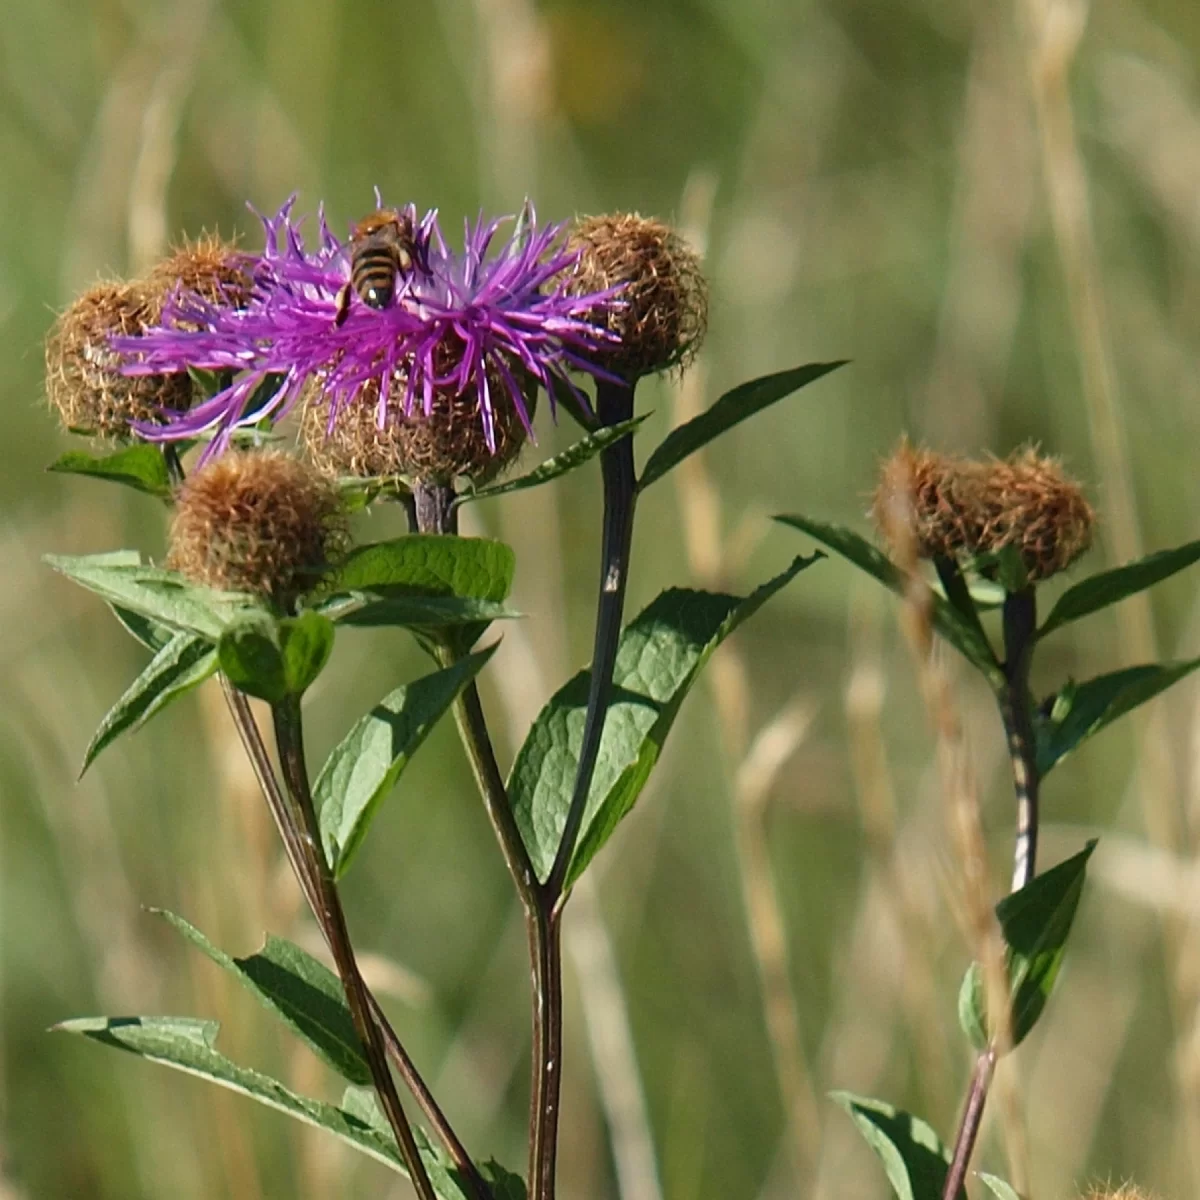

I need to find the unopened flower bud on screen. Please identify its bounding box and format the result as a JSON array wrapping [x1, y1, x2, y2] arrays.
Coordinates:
[[168, 451, 347, 606], [568, 212, 708, 379]]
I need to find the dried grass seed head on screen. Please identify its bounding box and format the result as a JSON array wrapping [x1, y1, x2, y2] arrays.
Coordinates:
[[568, 212, 708, 379], [168, 451, 347, 605], [302, 361, 535, 485], [873, 439, 1094, 584], [45, 280, 192, 438], [1079, 1187, 1158, 1200]]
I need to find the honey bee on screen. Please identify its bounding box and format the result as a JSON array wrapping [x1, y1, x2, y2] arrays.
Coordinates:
[[333, 209, 419, 326]]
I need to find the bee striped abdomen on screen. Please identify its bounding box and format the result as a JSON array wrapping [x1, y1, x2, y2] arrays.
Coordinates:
[[352, 241, 400, 309]]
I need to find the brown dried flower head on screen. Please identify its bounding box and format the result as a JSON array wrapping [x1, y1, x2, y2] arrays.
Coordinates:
[[301, 362, 535, 486], [44, 280, 192, 438], [146, 232, 253, 312], [872, 439, 1095, 584], [568, 212, 708, 379], [168, 451, 347, 606]]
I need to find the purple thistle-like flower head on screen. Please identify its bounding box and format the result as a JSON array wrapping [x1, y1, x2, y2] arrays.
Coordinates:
[[113, 195, 623, 463]]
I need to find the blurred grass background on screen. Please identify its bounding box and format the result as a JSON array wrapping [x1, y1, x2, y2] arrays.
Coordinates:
[[4, 0, 1200, 1196]]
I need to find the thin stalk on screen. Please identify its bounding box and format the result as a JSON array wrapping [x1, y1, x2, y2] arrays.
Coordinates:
[[218, 680, 488, 1198], [410, 480, 554, 1197], [942, 1048, 997, 1200], [999, 587, 1039, 891], [940, 586, 1039, 1196], [545, 378, 638, 902], [410, 481, 540, 912], [272, 696, 438, 1200]]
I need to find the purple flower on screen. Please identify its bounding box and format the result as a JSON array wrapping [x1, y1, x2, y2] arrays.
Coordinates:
[[114, 196, 622, 460]]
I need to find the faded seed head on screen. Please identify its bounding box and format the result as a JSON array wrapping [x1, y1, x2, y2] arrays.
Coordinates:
[[45, 280, 193, 438], [146, 232, 253, 312], [168, 451, 347, 606], [1079, 1186, 1158, 1200], [873, 439, 1094, 584], [301, 363, 535, 486], [568, 212, 708, 379]]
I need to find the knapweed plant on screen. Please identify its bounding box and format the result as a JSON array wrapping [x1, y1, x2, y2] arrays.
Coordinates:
[[41, 195, 1199, 1199]]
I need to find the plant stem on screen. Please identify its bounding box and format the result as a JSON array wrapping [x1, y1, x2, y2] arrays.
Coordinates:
[[271, 695, 438, 1200], [941, 1047, 997, 1200], [999, 587, 1039, 891], [941, 586, 1039, 1196], [545, 378, 638, 902], [218, 680, 488, 1199], [410, 480, 557, 1198]]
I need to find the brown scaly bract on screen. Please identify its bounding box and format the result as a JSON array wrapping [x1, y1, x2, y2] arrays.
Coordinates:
[[301, 357, 535, 485], [45, 281, 193, 439], [168, 451, 347, 606], [873, 438, 1095, 583], [568, 212, 708, 379], [45, 234, 249, 439]]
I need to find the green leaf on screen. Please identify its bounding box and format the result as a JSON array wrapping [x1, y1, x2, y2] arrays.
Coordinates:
[[332, 535, 514, 602], [336, 475, 410, 513], [319, 592, 517, 629], [509, 555, 819, 885], [978, 1175, 1024, 1200], [830, 1091, 963, 1200], [317, 646, 497, 877], [639, 362, 847, 491], [81, 633, 217, 775], [1035, 658, 1200, 776], [775, 515, 1003, 685], [154, 910, 368, 1084], [54, 1016, 406, 1174], [47, 443, 173, 499], [1039, 539, 1200, 639], [45, 553, 253, 640], [456, 417, 648, 507], [218, 610, 335, 703], [109, 605, 177, 651], [957, 841, 1096, 1050]]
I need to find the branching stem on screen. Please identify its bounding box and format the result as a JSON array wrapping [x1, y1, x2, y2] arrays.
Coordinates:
[[218, 680, 487, 1198]]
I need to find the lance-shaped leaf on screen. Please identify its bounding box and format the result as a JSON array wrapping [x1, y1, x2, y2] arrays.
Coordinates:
[[958, 841, 1096, 1050], [45, 553, 254, 640], [319, 592, 517, 630], [50, 1014, 491, 1194], [1039, 539, 1200, 639], [81, 632, 217, 775], [978, 1176, 1024, 1200], [218, 610, 335, 704], [775, 515, 1003, 686], [332, 535, 514, 602], [155, 910, 368, 1085], [831, 1092, 964, 1200], [54, 1017, 405, 1172], [1035, 658, 1200, 776], [639, 361, 847, 490], [456, 417, 647, 507], [47, 443, 173, 499], [509, 555, 819, 885], [317, 646, 497, 877]]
